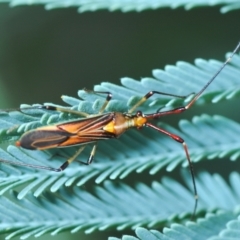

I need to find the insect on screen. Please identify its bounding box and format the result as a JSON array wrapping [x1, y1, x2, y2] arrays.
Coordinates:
[[0, 43, 240, 218]]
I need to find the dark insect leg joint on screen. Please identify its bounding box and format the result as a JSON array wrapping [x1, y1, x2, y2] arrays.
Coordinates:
[[58, 161, 69, 171], [41, 105, 57, 111]]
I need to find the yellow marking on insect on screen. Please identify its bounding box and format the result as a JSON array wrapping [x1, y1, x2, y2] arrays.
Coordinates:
[[103, 121, 116, 134]]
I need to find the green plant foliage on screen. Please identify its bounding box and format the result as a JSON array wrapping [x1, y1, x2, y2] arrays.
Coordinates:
[[1, 0, 240, 13], [0, 49, 240, 239], [110, 210, 240, 240], [0, 172, 239, 239]]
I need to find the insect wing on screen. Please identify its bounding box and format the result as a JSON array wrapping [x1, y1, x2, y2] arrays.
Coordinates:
[[17, 113, 116, 150]]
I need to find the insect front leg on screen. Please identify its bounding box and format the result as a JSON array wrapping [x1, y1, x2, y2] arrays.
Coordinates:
[[128, 91, 192, 114]]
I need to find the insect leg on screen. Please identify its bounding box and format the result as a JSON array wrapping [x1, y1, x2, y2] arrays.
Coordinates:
[[29, 89, 112, 116], [128, 91, 191, 114], [58, 145, 87, 170], [60, 143, 98, 167], [1, 142, 97, 171], [0, 146, 87, 172], [0, 158, 65, 172], [39, 105, 90, 117], [17, 85, 113, 117], [83, 88, 112, 114], [146, 122, 197, 219], [76, 143, 98, 165]]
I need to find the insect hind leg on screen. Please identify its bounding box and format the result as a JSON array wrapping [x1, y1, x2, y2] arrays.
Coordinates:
[[62, 143, 97, 168], [0, 144, 96, 172], [57, 146, 87, 170]]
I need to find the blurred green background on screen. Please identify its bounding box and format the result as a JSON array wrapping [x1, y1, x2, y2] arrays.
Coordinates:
[[0, 4, 239, 108], [0, 3, 239, 240]]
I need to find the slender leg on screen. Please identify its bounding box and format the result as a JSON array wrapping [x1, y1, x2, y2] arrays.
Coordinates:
[[128, 91, 192, 114], [39, 105, 90, 117], [57, 146, 86, 170], [146, 122, 197, 220], [15, 145, 87, 171], [0, 157, 73, 172], [77, 143, 98, 165], [53, 142, 98, 168], [83, 88, 112, 114], [0, 143, 98, 171], [34, 89, 113, 116]]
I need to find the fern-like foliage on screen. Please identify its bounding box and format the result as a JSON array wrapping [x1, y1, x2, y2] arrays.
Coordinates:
[[1, 0, 240, 13], [0, 50, 239, 239], [0, 172, 239, 239], [109, 209, 240, 240]]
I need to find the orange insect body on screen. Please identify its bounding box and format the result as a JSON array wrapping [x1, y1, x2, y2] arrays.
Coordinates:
[[16, 112, 147, 150]]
